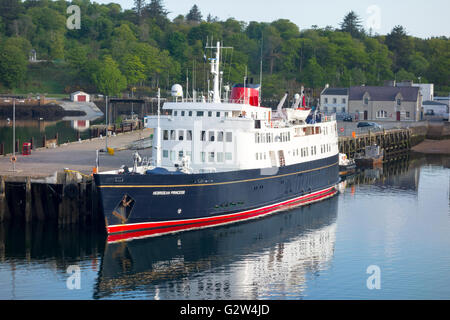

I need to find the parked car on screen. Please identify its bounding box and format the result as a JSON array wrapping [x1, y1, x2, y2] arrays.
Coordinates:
[[343, 115, 353, 122], [357, 122, 382, 130]]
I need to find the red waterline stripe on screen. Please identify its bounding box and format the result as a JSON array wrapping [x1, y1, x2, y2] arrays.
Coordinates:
[[107, 186, 334, 234], [107, 188, 337, 242]]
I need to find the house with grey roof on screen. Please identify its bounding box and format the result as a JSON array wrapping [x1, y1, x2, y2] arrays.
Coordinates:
[[319, 86, 349, 114], [348, 86, 422, 121]]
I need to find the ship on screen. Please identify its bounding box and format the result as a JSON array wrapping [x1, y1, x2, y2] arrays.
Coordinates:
[[94, 42, 340, 242]]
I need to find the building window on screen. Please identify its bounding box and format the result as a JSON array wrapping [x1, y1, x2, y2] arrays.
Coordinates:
[[217, 152, 224, 162], [208, 111, 212, 117], [181, 111, 185, 116], [197, 111, 204, 117], [406, 111, 410, 118], [342, 98, 346, 104], [170, 151, 175, 161], [333, 98, 337, 104], [163, 150, 168, 158], [209, 131, 215, 142], [178, 130, 184, 141], [170, 130, 176, 140], [364, 98, 369, 105], [226, 132, 232, 142], [174, 111, 178, 116], [342, 107, 345, 113], [225, 152, 232, 161], [163, 130, 169, 140], [188, 111, 193, 116], [200, 130, 206, 141], [324, 98, 328, 103], [200, 152, 206, 162], [178, 150, 184, 160], [397, 99, 401, 106], [208, 152, 215, 162], [216, 112, 221, 117], [217, 131, 224, 142], [186, 130, 192, 141]]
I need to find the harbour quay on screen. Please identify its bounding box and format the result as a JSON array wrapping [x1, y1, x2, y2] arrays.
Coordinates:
[[0, 128, 153, 226]]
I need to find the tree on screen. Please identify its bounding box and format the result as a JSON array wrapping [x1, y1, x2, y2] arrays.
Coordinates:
[[302, 57, 325, 88], [93, 56, 127, 96], [134, 0, 146, 18], [0, 43, 27, 88], [385, 25, 414, 72], [340, 11, 364, 38], [120, 54, 146, 85], [186, 5, 202, 23], [144, 0, 168, 19]]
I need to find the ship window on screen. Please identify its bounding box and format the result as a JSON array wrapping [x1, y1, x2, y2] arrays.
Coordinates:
[[217, 152, 224, 162], [170, 130, 176, 140], [208, 111, 212, 117], [178, 130, 184, 141], [225, 152, 232, 161], [200, 130, 206, 141], [209, 131, 215, 142], [163, 130, 169, 140], [226, 132, 232, 142], [208, 152, 215, 162], [217, 131, 224, 142], [200, 152, 206, 162], [197, 111, 204, 116], [186, 130, 192, 141], [163, 150, 168, 158]]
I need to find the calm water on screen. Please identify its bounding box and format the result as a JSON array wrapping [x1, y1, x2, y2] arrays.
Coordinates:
[[0, 154, 449, 300]]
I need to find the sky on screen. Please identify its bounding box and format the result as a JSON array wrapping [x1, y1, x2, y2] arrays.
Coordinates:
[[93, 0, 450, 39]]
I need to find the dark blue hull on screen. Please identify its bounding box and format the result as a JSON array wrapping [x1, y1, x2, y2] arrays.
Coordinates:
[[94, 154, 339, 241]]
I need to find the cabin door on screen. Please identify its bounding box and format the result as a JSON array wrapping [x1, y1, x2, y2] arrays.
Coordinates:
[[278, 150, 285, 167]]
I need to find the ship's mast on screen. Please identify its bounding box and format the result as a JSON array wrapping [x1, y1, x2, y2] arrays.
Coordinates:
[[211, 41, 221, 103], [156, 88, 162, 167], [206, 41, 232, 104]]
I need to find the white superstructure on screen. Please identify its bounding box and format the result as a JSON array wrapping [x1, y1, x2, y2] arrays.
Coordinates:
[[144, 42, 338, 174]]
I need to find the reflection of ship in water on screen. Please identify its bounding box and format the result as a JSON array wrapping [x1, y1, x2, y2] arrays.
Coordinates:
[[94, 197, 338, 299]]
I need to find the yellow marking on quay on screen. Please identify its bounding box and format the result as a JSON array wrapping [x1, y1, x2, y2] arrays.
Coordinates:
[[98, 161, 339, 188]]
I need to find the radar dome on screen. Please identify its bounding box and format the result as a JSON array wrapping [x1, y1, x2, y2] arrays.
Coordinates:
[[171, 84, 183, 97]]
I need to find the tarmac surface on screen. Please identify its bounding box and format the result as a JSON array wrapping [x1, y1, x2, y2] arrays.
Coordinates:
[[0, 129, 153, 178]]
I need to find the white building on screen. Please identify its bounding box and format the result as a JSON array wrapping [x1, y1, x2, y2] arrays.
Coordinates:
[[70, 91, 90, 102], [320, 87, 349, 114]]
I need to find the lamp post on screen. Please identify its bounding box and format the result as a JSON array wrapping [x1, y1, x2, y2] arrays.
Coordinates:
[[12, 98, 16, 172], [105, 95, 108, 150]]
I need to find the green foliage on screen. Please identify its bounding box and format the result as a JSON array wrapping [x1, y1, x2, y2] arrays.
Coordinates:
[[0, 1, 448, 96], [0, 42, 27, 88], [93, 55, 127, 96]]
